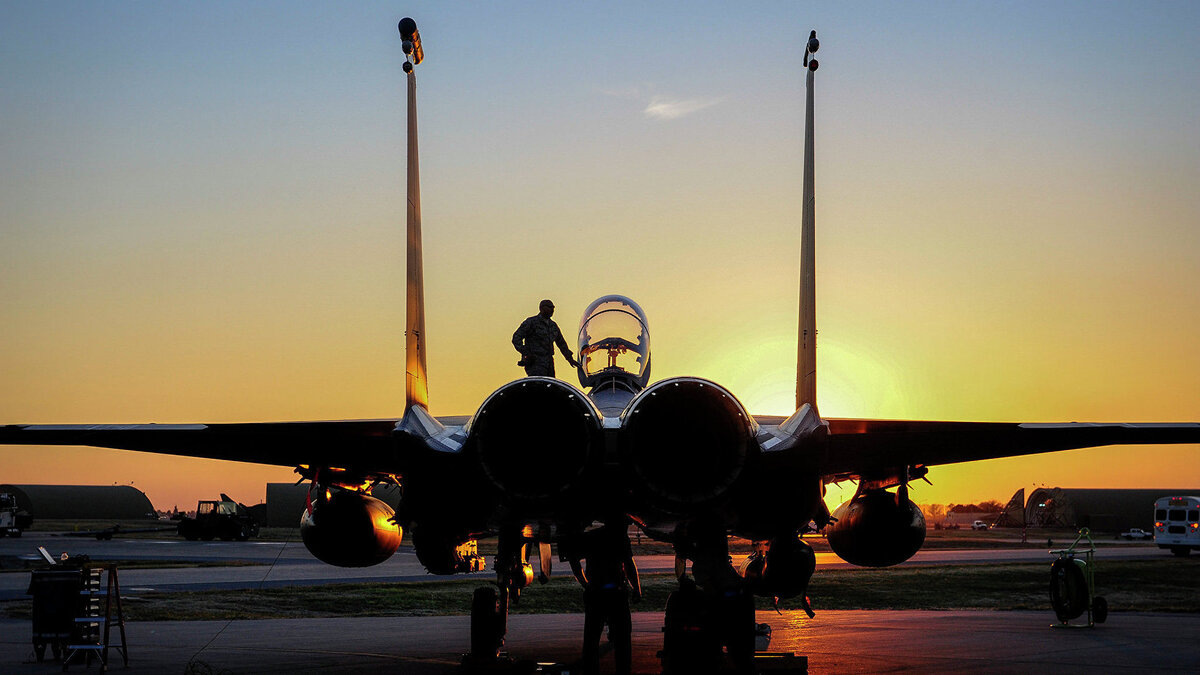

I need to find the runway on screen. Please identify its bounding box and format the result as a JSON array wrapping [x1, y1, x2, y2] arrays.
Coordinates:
[[0, 533, 1169, 600], [1, 610, 1197, 673]]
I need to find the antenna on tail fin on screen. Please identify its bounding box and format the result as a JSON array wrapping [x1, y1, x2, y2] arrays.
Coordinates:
[[401, 18, 429, 411], [796, 31, 819, 412]]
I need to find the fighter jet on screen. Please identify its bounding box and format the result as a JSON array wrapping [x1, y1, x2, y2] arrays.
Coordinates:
[[3, 20, 1198, 656]]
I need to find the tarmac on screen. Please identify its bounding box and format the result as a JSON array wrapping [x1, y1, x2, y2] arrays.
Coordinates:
[[0, 533, 1168, 600], [2, 609, 1198, 674]]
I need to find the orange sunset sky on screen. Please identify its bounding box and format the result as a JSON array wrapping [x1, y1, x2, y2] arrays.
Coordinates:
[[2, 3, 1199, 513]]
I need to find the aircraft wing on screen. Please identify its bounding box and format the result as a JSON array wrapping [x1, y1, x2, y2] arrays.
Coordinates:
[[810, 419, 1200, 482], [0, 418, 468, 476]]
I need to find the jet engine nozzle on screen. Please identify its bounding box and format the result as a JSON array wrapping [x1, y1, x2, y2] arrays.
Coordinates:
[[469, 378, 601, 503], [300, 490, 402, 568], [623, 377, 755, 511], [825, 489, 926, 567]]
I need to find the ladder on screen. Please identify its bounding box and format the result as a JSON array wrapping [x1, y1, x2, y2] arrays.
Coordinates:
[[63, 564, 128, 671]]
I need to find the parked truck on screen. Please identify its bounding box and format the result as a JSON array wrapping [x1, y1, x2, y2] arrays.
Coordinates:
[[177, 494, 260, 541], [1, 492, 33, 537], [1120, 527, 1152, 540]]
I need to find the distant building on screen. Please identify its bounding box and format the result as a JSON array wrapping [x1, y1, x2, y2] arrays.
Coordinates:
[[265, 483, 309, 527], [1022, 488, 1197, 533], [0, 484, 156, 520]]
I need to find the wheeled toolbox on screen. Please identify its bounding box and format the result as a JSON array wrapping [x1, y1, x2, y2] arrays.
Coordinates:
[[27, 568, 83, 662]]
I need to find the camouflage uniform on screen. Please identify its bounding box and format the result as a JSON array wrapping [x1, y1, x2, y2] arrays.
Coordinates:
[[512, 315, 574, 377]]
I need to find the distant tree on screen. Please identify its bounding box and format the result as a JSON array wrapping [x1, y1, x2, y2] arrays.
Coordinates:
[[977, 499, 1004, 513], [920, 503, 947, 522], [946, 500, 1005, 513]]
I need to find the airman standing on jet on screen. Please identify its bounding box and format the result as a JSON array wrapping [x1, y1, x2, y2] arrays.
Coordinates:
[[512, 299, 579, 377]]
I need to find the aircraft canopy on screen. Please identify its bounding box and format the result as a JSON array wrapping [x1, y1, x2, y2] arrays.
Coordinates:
[[576, 295, 651, 390]]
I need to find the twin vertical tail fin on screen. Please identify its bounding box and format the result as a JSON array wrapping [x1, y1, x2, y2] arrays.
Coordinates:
[[796, 32, 819, 413], [404, 27, 429, 413]]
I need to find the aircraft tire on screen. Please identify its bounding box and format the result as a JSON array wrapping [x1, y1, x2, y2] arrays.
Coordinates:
[[1093, 596, 1108, 624], [470, 586, 502, 659], [1049, 558, 1088, 622]]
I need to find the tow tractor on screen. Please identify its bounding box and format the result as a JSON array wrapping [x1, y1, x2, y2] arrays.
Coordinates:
[[177, 494, 260, 541]]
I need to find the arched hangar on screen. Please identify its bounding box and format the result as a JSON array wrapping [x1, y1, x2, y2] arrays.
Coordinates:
[[0, 484, 156, 520], [1025, 487, 1196, 533]]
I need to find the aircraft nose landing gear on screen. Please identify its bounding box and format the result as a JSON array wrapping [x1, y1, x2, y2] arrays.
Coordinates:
[[464, 527, 535, 669], [468, 585, 508, 665]]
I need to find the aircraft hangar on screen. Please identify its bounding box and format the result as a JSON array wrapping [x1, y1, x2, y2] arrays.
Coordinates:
[[0, 484, 156, 521], [1008, 487, 1197, 532]]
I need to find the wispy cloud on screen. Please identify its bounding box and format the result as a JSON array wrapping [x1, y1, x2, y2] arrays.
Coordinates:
[[643, 95, 720, 121]]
